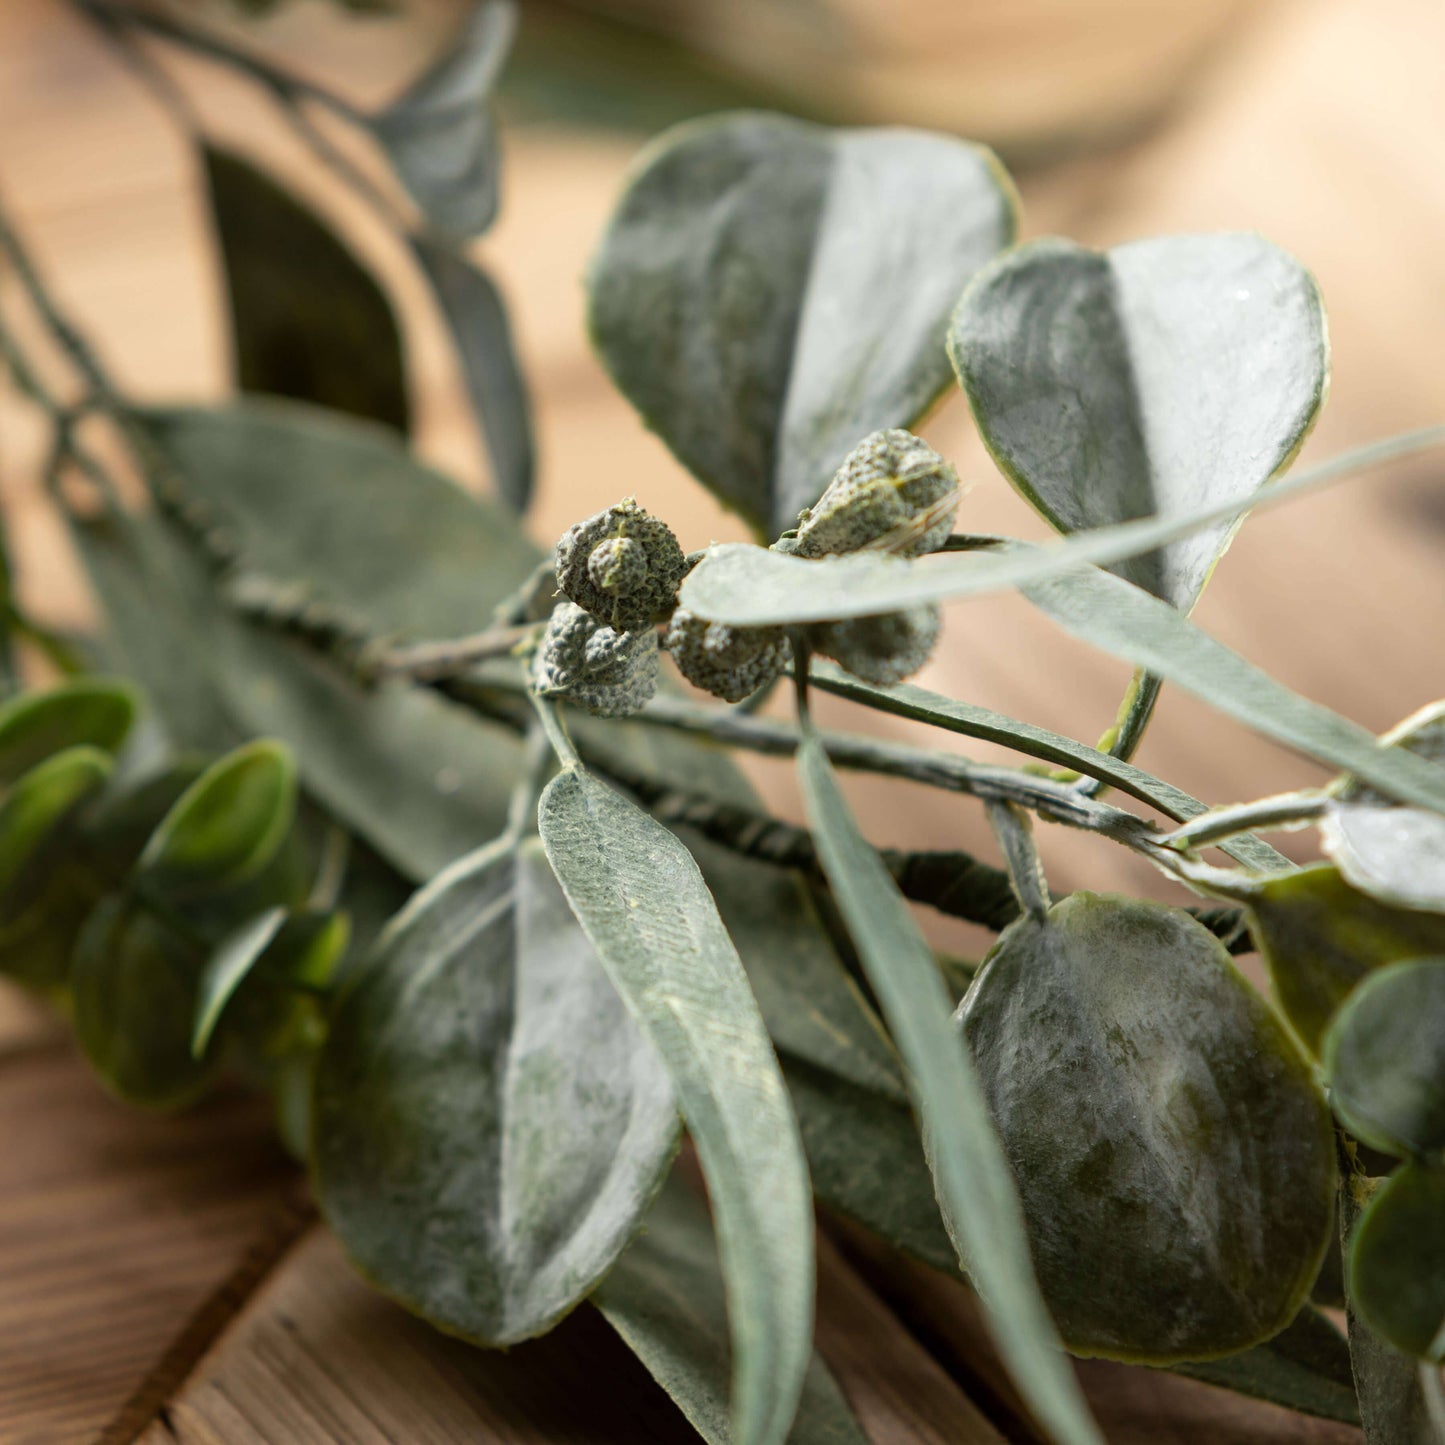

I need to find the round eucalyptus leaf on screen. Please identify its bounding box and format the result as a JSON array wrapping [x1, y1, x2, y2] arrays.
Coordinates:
[[1249, 864, 1445, 1056], [138, 740, 297, 902], [958, 892, 1335, 1363], [313, 838, 679, 1347], [589, 112, 1016, 537], [0, 745, 112, 899], [0, 678, 137, 785], [191, 906, 288, 1059], [1348, 1163, 1445, 1362], [1323, 958, 1445, 1159], [71, 896, 216, 1108], [949, 234, 1327, 611]]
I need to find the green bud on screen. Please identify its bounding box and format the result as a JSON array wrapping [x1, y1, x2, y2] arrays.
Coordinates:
[[555, 499, 688, 633], [665, 609, 789, 704], [533, 602, 659, 718], [794, 428, 959, 559]]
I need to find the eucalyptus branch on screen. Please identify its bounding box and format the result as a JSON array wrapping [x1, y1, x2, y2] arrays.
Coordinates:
[[371, 623, 540, 682]]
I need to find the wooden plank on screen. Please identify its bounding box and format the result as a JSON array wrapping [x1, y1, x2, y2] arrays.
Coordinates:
[[828, 1218, 1364, 1445], [0, 1047, 301, 1445]]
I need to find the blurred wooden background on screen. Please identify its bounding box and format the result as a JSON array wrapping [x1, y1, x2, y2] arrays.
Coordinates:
[[1, 0, 1442, 1438]]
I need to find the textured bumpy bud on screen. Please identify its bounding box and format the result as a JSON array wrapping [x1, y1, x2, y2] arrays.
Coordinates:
[[810, 605, 941, 686], [665, 609, 790, 704], [555, 499, 688, 633], [533, 602, 659, 717], [794, 429, 960, 559]]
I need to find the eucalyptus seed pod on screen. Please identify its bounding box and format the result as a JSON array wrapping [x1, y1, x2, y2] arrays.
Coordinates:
[[794, 429, 960, 559], [810, 605, 941, 686], [665, 609, 789, 704], [532, 602, 659, 718], [554, 498, 688, 633]]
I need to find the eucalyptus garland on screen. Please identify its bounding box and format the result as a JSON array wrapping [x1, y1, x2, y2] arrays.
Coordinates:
[[2, 4, 1444, 1443]]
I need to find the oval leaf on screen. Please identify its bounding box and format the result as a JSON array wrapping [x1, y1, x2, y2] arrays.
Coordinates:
[[0, 745, 112, 896], [72, 896, 215, 1108], [204, 145, 410, 433], [314, 837, 678, 1346], [595, 1173, 868, 1445], [139, 740, 297, 901], [959, 891, 1336, 1362], [413, 238, 534, 514], [949, 234, 1327, 610], [538, 768, 813, 1445], [796, 734, 1103, 1445], [0, 678, 136, 785], [1349, 1163, 1445, 1362], [191, 906, 288, 1058], [370, 1, 515, 240], [589, 113, 1016, 536], [1249, 864, 1445, 1055], [1324, 958, 1445, 1159]]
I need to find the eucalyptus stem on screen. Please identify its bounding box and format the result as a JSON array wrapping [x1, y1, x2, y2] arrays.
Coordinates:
[[1161, 790, 1329, 851], [372, 623, 540, 682]]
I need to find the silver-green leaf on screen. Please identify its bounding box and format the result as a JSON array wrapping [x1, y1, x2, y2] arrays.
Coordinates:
[[539, 768, 813, 1445], [589, 112, 1016, 536], [313, 837, 679, 1346], [796, 733, 1103, 1445], [948, 233, 1327, 611]]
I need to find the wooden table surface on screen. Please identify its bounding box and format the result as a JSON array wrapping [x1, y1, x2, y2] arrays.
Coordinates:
[[2, 0, 1442, 1439]]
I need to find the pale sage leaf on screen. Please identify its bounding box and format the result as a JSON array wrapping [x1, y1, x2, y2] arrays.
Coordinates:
[[595, 1173, 867, 1445], [539, 768, 813, 1445], [796, 734, 1103, 1445]]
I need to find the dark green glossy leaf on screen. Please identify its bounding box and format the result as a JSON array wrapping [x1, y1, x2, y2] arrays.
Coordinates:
[[413, 238, 533, 515], [1325, 959, 1445, 1159], [589, 112, 1015, 535], [0, 678, 136, 784], [594, 1173, 867, 1445], [539, 768, 813, 1445], [72, 896, 216, 1108], [1173, 1306, 1359, 1426], [191, 906, 287, 1057], [948, 234, 1327, 611], [0, 746, 112, 896], [204, 145, 409, 432], [1248, 864, 1445, 1055], [371, 1, 515, 240], [1349, 1163, 1445, 1362], [796, 734, 1103, 1445], [139, 740, 296, 901], [1343, 1172, 1442, 1442], [314, 837, 678, 1346], [959, 892, 1335, 1363]]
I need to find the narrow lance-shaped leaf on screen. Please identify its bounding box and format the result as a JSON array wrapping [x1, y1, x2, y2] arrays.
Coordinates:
[[590, 112, 1016, 536], [806, 661, 1290, 872], [314, 837, 679, 1346], [413, 237, 534, 515], [796, 733, 1104, 1445], [370, 1, 516, 240], [203, 146, 409, 433], [595, 1172, 868, 1445], [948, 233, 1328, 611], [539, 768, 814, 1445]]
